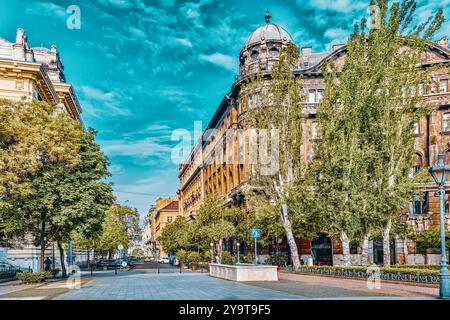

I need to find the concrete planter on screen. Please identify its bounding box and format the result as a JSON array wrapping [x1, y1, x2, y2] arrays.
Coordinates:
[[209, 263, 278, 282]]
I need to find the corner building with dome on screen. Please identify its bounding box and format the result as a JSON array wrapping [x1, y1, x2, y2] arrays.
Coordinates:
[[178, 11, 450, 266]]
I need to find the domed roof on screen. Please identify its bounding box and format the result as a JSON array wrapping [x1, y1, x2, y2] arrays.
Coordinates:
[[32, 47, 51, 53], [245, 10, 293, 46]]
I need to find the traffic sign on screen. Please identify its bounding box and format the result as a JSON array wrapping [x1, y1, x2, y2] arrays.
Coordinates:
[[251, 228, 261, 238]]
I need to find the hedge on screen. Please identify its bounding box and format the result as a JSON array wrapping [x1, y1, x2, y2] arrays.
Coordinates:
[[292, 265, 439, 284], [17, 271, 51, 284]]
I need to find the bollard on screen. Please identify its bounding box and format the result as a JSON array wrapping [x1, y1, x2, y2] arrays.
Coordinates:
[[91, 264, 93, 277], [158, 266, 160, 274], [180, 266, 182, 274], [115, 266, 117, 275]]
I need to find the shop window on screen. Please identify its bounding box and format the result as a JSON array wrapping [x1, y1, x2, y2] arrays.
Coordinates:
[[411, 192, 428, 215]]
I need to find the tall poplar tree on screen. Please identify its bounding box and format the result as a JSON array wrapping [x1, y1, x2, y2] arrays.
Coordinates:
[[315, 0, 444, 266], [242, 43, 311, 270]]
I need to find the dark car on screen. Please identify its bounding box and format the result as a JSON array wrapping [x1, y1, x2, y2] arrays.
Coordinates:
[[95, 259, 121, 270]]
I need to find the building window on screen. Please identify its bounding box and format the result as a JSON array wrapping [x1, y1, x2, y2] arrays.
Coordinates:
[[418, 83, 425, 96], [269, 47, 279, 57], [251, 50, 259, 60], [307, 89, 324, 103], [440, 79, 448, 93], [167, 216, 173, 223], [414, 122, 420, 135], [248, 93, 261, 108], [411, 192, 428, 215], [443, 113, 450, 132], [350, 242, 358, 254]]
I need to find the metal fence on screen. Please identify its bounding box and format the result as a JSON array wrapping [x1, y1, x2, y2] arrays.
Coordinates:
[[294, 267, 439, 284]]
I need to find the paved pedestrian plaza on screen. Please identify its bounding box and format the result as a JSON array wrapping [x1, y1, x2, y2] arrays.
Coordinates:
[[53, 270, 435, 300]]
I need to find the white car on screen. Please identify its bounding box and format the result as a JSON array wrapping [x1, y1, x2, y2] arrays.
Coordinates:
[[158, 257, 170, 264]]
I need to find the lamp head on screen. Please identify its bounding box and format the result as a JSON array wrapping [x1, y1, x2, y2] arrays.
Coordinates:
[[428, 154, 450, 186]]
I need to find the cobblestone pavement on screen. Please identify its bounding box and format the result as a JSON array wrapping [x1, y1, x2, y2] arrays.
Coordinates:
[[52, 270, 432, 300]]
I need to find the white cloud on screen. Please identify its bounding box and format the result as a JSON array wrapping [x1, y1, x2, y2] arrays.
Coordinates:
[[199, 53, 236, 71], [81, 86, 115, 102], [100, 138, 172, 158], [324, 28, 348, 39], [25, 1, 66, 21], [173, 37, 193, 47], [298, 0, 367, 13], [97, 0, 136, 9]]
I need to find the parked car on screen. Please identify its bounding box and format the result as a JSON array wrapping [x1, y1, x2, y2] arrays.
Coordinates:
[[157, 257, 170, 264], [143, 257, 153, 262], [0, 261, 30, 272], [95, 259, 121, 270]]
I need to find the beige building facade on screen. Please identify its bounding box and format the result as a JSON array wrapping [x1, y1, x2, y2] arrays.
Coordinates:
[[179, 12, 450, 266], [149, 198, 181, 258]]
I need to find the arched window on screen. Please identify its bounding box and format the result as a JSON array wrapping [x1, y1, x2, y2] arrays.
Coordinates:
[[250, 50, 259, 60], [413, 153, 423, 175], [269, 47, 279, 57]]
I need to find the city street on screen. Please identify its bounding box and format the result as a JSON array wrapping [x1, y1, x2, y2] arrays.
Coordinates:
[[51, 270, 437, 300]]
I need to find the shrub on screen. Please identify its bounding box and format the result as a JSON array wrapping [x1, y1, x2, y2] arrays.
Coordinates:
[[176, 249, 188, 265], [49, 268, 60, 276], [296, 265, 439, 276], [221, 251, 235, 265], [187, 251, 201, 265], [243, 253, 255, 264], [201, 251, 211, 263], [17, 271, 51, 284], [266, 252, 288, 267]]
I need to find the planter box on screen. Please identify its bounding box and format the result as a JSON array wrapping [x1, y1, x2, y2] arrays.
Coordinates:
[[209, 263, 278, 282]]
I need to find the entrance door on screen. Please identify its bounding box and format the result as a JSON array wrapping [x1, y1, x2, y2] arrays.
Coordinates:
[[373, 238, 384, 265], [373, 238, 396, 265], [311, 234, 333, 266]]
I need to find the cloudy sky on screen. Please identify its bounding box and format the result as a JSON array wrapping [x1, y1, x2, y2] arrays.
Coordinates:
[[1, 0, 450, 222]]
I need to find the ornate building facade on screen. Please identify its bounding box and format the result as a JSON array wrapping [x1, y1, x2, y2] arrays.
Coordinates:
[[179, 11, 450, 266], [0, 28, 84, 271], [0, 28, 82, 121], [149, 198, 181, 258]]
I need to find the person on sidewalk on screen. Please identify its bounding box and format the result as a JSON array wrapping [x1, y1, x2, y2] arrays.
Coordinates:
[[44, 257, 52, 272]]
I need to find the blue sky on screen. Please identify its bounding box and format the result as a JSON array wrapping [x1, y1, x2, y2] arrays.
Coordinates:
[[1, 0, 450, 221]]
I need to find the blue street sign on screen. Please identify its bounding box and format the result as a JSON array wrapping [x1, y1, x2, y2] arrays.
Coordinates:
[[251, 228, 261, 238]]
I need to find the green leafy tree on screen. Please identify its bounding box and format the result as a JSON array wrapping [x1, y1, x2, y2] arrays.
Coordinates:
[[314, 0, 444, 266], [95, 205, 138, 258], [193, 194, 244, 263], [0, 100, 114, 272], [158, 216, 194, 255]]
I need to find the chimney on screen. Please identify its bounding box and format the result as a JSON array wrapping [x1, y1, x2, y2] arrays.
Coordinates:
[[301, 47, 312, 57], [332, 44, 345, 52]]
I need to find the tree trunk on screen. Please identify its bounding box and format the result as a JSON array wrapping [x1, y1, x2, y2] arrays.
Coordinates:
[[382, 218, 392, 267], [39, 218, 46, 272], [340, 232, 351, 266], [87, 251, 90, 269], [281, 204, 301, 270], [361, 235, 370, 266], [57, 241, 67, 277]]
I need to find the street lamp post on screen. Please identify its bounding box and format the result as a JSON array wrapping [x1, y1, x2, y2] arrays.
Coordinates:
[[236, 242, 240, 264], [428, 154, 450, 299], [210, 242, 214, 264]]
